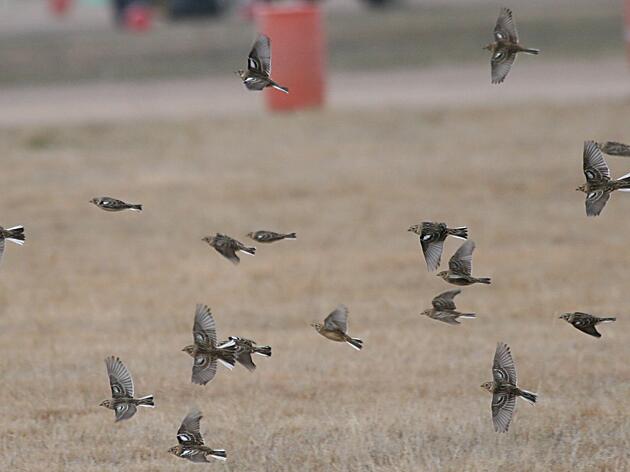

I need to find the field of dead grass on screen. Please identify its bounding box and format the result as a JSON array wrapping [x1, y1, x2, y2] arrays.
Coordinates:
[[0, 99, 629, 471]]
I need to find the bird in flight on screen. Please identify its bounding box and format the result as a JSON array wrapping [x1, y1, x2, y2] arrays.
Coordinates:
[[481, 343, 537, 432], [559, 312, 616, 338], [99, 356, 154, 422], [437, 240, 491, 286], [247, 230, 297, 243], [420, 289, 476, 325], [181, 304, 237, 385], [484, 7, 539, 84], [408, 222, 467, 271], [237, 34, 289, 94], [222, 336, 272, 371], [202, 233, 256, 265], [311, 305, 363, 350], [90, 196, 142, 212], [577, 141, 630, 216], [597, 141, 630, 157], [168, 409, 227, 462], [0, 225, 24, 266]]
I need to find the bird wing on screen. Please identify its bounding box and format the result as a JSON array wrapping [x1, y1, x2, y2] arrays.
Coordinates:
[[248, 34, 271, 76], [236, 350, 257, 371], [192, 354, 218, 385], [213, 236, 240, 265], [570, 316, 602, 338], [0, 238, 4, 265], [431, 289, 461, 311], [585, 190, 610, 217], [491, 49, 516, 85], [177, 409, 205, 446], [583, 141, 610, 183], [193, 304, 217, 348], [449, 240, 475, 276], [114, 402, 137, 422], [492, 342, 517, 385], [432, 312, 461, 325], [491, 392, 516, 433], [105, 356, 134, 399], [324, 305, 349, 333], [494, 7, 518, 42], [421, 239, 444, 272]]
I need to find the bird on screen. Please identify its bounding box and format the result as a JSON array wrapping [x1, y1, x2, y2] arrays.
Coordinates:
[[311, 305, 363, 350], [484, 7, 539, 84], [408, 222, 467, 271], [597, 141, 630, 157], [0, 225, 25, 265], [99, 356, 154, 422], [90, 196, 142, 212], [236, 34, 289, 94], [559, 312, 616, 338], [202, 233, 256, 265], [420, 289, 476, 325], [577, 140, 630, 216], [481, 342, 537, 433], [247, 230, 297, 243], [436, 240, 491, 286], [181, 304, 237, 385], [168, 409, 227, 463], [221, 336, 272, 371]]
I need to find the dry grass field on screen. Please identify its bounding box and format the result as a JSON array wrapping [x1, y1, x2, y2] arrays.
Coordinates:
[[0, 97, 629, 471]]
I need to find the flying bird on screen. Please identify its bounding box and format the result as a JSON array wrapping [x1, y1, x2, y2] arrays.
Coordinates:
[[484, 7, 539, 84], [437, 240, 491, 286], [481, 342, 537, 433], [408, 222, 467, 271], [99, 356, 154, 422], [90, 197, 142, 212], [311, 305, 363, 350], [247, 230, 297, 243], [222, 336, 272, 371], [559, 312, 616, 338], [168, 409, 227, 463], [237, 34, 289, 94], [420, 289, 476, 325], [0, 225, 24, 265], [577, 141, 630, 216], [181, 304, 237, 385], [202, 233, 256, 265], [597, 141, 630, 157]]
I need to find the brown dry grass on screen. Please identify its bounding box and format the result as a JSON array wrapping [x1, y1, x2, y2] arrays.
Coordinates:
[[0, 99, 629, 471]]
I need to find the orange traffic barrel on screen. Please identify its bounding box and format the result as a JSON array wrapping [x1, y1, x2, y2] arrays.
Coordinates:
[[255, 4, 326, 111]]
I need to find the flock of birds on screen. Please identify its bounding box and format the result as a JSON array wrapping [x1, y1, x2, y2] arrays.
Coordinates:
[[0, 5, 627, 464]]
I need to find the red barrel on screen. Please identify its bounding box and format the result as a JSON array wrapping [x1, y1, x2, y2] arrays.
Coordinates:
[[48, 0, 73, 16], [256, 4, 326, 111]]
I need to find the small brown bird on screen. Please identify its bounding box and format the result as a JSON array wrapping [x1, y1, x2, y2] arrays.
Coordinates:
[[0, 225, 24, 265], [484, 7, 539, 84], [577, 141, 630, 216], [311, 305, 363, 350], [99, 356, 154, 422], [168, 409, 227, 462], [408, 222, 468, 271], [181, 304, 237, 385], [481, 342, 537, 433], [420, 289, 476, 325], [597, 141, 630, 157], [559, 312, 616, 338], [90, 196, 142, 212], [436, 240, 491, 286], [237, 34, 288, 94], [247, 230, 296, 243], [222, 336, 272, 371], [202, 233, 256, 265]]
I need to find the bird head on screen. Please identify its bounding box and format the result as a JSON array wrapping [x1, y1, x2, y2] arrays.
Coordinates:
[[99, 399, 111, 408], [89, 198, 99, 205], [480, 382, 494, 393], [576, 184, 586, 193], [167, 446, 180, 456], [559, 313, 571, 321], [420, 309, 431, 317], [181, 345, 195, 357], [436, 271, 449, 280], [246, 232, 255, 239], [483, 43, 494, 51], [235, 69, 246, 80], [407, 224, 421, 234], [310, 321, 322, 331], [201, 236, 214, 245]]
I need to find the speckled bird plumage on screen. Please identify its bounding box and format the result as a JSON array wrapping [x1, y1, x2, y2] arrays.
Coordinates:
[[99, 356, 154, 422], [408, 222, 467, 271], [559, 312, 616, 338], [420, 289, 476, 325], [168, 409, 227, 463]]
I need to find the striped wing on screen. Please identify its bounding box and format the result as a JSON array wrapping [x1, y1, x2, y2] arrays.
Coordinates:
[[583, 141, 610, 183], [193, 304, 217, 348], [491, 392, 516, 433], [192, 354, 218, 385], [431, 289, 460, 311], [105, 356, 134, 399], [491, 49, 516, 84], [585, 190, 610, 217], [492, 342, 517, 385], [114, 402, 137, 422], [421, 239, 444, 272], [494, 7, 518, 42], [449, 240, 475, 276], [324, 305, 349, 333], [248, 34, 271, 77], [177, 409, 205, 446]]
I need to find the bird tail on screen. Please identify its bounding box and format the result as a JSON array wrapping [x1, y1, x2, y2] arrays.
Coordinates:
[[519, 389, 537, 405], [216, 341, 238, 369], [345, 336, 363, 351], [520, 47, 540, 55], [253, 345, 272, 357], [208, 449, 227, 461], [599, 317, 616, 323], [129, 204, 142, 212], [240, 246, 256, 256], [137, 395, 155, 407], [460, 312, 476, 319], [5, 226, 25, 245], [446, 227, 468, 240], [284, 232, 297, 240], [270, 82, 289, 94], [477, 277, 492, 285], [599, 141, 630, 157]]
